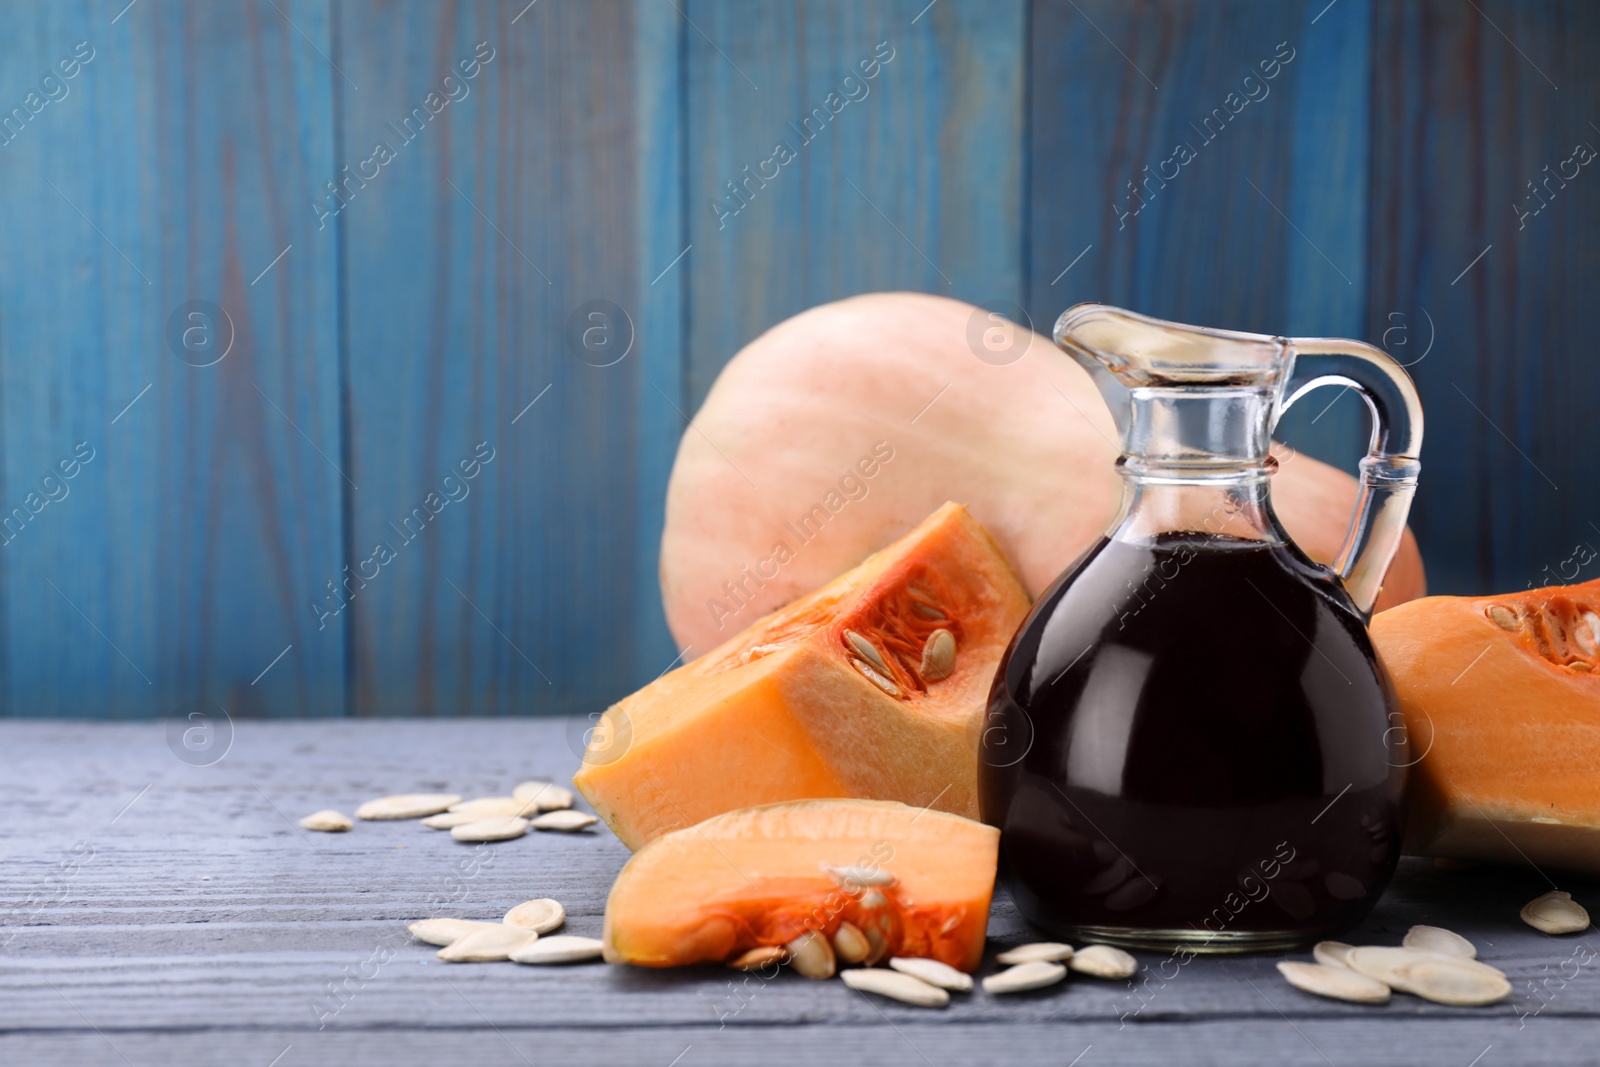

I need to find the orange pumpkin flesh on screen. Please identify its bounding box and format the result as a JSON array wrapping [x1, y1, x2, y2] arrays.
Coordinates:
[[602, 799, 999, 972], [572, 502, 1029, 850], [662, 291, 1426, 654], [1372, 579, 1600, 871]]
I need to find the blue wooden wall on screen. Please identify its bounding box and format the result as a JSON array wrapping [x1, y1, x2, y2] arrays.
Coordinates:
[[0, 0, 1593, 718]]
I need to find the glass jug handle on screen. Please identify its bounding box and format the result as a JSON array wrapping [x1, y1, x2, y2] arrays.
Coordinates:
[[1276, 339, 1424, 618]]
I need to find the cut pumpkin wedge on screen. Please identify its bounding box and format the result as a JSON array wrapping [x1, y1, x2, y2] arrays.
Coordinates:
[[1372, 578, 1600, 871], [602, 799, 1000, 973], [573, 502, 1030, 850]]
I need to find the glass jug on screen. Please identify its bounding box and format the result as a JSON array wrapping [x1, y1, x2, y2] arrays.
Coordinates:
[[979, 303, 1423, 953]]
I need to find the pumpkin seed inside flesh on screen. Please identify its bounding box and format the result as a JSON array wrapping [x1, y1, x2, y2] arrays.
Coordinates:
[[449, 816, 529, 842], [437, 925, 535, 962], [298, 809, 352, 832], [408, 918, 499, 947], [822, 863, 898, 889], [355, 793, 462, 820], [850, 657, 903, 699], [1312, 940, 1356, 971], [512, 781, 576, 811], [508, 934, 604, 964], [909, 600, 947, 621], [530, 809, 599, 832], [1402, 924, 1477, 958], [996, 942, 1074, 966], [841, 968, 950, 1008], [1487, 604, 1520, 630], [1522, 890, 1591, 934], [1069, 944, 1137, 979], [843, 630, 893, 676], [503, 898, 566, 933], [982, 960, 1067, 994], [1392, 959, 1511, 1006], [729, 945, 787, 970], [1276, 961, 1390, 1004], [919, 629, 957, 682], [786, 930, 836, 980], [832, 922, 871, 965], [890, 957, 972, 992]]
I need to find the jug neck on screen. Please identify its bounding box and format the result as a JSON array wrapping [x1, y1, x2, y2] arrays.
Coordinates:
[[1121, 385, 1278, 479], [1109, 469, 1283, 548]]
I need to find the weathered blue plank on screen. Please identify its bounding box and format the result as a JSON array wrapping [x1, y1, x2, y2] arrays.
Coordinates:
[[0, 0, 345, 717], [1370, 0, 1600, 595], [336, 0, 658, 715], [684, 0, 1028, 407]]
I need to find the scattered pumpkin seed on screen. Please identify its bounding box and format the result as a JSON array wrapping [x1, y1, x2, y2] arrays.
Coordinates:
[[437, 925, 534, 962], [1390, 959, 1511, 1006], [1312, 940, 1356, 970], [850, 657, 902, 698], [1277, 961, 1390, 1004], [786, 930, 836, 980], [889, 956, 972, 992], [1402, 924, 1476, 958], [448, 796, 539, 819], [1069, 944, 1137, 979], [822, 863, 897, 889], [919, 629, 957, 681], [832, 922, 871, 965], [996, 942, 1074, 966], [530, 809, 599, 832], [1522, 890, 1590, 934], [508, 934, 604, 964], [449, 816, 529, 843], [408, 918, 498, 946], [841, 967, 949, 1008], [729, 945, 787, 970], [355, 793, 462, 820], [298, 809, 352, 832], [982, 960, 1066, 994], [1487, 604, 1520, 630], [844, 630, 893, 676], [421, 810, 492, 829], [503, 898, 565, 933], [512, 781, 576, 811], [1346, 946, 1505, 990]]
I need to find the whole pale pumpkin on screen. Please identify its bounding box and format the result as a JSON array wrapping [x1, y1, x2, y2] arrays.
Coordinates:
[[662, 292, 1425, 656]]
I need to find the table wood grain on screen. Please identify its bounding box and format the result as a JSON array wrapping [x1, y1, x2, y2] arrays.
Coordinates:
[[2, 718, 1596, 1066]]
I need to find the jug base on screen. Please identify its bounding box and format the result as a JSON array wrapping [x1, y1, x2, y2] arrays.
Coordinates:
[[1046, 923, 1334, 956]]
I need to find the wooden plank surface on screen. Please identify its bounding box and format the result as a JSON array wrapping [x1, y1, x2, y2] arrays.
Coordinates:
[[2, 719, 1596, 1065], [1369, 0, 1600, 596], [336, 0, 664, 716], [1027, 0, 1374, 472], [0, 0, 347, 717], [683, 0, 1028, 408]]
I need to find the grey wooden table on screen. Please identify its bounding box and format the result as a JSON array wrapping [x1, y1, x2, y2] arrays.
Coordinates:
[[2, 719, 1596, 1066]]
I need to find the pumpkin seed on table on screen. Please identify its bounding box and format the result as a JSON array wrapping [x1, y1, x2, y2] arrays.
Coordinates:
[[729, 945, 788, 970], [530, 809, 599, 832], [448, 796, 540, 819], [1276, 961, 1391, 1005], [786, 930, 836, 979], [889, 957, 972, 992], [513, 780, 575, 811], [1069, 944, 1137, 979], [983, 960, 1067, 994], [1522, 890, 1590, 934], [509, 935, 605, 964], [408, 918, 500, 946], [437, 925, 535, 962], [1391, 959, 1511, 1006], [1313, 940, 1356, 970], [832, 922, 871, 965], [421, 810, 496, 830], [841, 968, 949, 1008], [996, 942, 1074, 966], [1402, 924, 1477, 958], [298, 809, 352, 832], [355, 793, 462, 820], [503, 898, 566, 933], [450, 816, 529, 842]]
